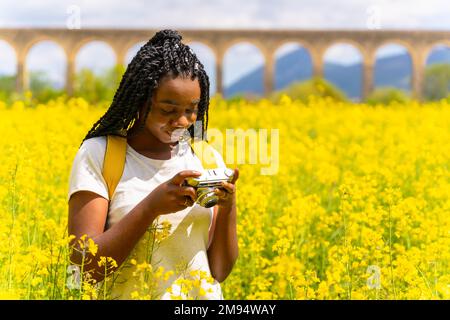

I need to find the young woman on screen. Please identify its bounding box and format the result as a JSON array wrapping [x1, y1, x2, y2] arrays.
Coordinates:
[[67, 29, 239, 299]]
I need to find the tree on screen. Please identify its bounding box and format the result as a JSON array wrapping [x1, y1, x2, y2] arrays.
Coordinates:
[[270, 77, 348, 103], [366, 87, 411, 105], [423, 63, 450, 101], [0, 74, 15, 92], [0, 75, 16, 103], [74, 64, 125, 103], [28, 71, 64, 103]]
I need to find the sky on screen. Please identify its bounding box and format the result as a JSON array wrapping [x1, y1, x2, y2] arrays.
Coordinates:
[[0, 0, 449, 90]]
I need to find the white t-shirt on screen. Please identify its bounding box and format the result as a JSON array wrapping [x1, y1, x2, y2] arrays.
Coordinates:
[[67, 135, 226, 300]]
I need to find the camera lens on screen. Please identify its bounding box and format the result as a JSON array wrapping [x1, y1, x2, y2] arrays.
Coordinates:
[[197, 187, 218, 208], [202, 198, 218, 208]]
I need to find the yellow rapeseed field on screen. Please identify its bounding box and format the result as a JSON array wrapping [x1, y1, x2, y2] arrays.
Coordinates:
[[0, 94, 449, 299]]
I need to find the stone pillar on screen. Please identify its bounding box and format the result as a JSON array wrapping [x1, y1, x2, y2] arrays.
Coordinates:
[[215, 51, 224, 97], [16, 53, 27, 93], [311, 47, 324, 79], [362, 58, 375, 101], [263, 51, 275, 96], [411, 49, 425, 101], [111, 39, 129, 67], [66, 55, 75, 96], [114, 48, 126, 67], [412, 68, 424, 101]]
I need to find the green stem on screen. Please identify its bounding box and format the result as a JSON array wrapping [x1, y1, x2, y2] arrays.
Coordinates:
[[388, 205, 397, 299]]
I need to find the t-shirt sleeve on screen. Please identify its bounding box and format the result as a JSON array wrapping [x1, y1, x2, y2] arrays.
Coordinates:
[[67, 137, 109, 203]]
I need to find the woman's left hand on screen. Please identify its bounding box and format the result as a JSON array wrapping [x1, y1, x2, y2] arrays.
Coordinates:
[[214, 168, 239, 209]]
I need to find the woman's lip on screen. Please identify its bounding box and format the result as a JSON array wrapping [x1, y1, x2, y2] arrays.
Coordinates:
[[167, 128, 185, 134], [166, 130, 185, 139]]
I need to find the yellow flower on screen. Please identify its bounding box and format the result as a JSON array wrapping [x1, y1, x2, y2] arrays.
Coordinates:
[[2, 96, 450, 300], [30, 277, 42, 287]]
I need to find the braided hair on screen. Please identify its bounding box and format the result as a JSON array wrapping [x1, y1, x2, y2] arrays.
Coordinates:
[[80, 29, 210, 147]]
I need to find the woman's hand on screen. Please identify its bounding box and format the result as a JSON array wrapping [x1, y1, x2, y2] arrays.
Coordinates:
[[214, 168, 239, 209], [145, 170, 202, 217]]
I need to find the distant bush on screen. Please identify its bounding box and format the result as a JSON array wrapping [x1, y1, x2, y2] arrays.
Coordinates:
[[366, 87, 411, 105], [0, 64, 126, 105], [28, 71, 65, 103], [0, 74, 15, 92], [0, 75, 16, 103], [423, 63, 450, 101], [226, 92, 262, 103], [0, 72, 65, 104], [74, 64, 125, 104], [270, 77, 348, 103]]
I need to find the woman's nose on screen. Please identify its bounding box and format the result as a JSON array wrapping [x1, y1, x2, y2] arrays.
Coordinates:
[[171, 114, 190, 128]]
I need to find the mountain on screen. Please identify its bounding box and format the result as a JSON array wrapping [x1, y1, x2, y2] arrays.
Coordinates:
[[224, 47, 450, 99]]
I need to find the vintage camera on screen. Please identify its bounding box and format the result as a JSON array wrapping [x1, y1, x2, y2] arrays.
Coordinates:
[[184, 168, 234, 208]]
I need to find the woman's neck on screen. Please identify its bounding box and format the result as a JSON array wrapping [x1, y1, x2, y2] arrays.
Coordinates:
[[127, 127, 177, 155]]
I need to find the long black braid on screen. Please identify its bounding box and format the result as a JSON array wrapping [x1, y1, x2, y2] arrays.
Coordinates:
[[80, 29, 210, 148]]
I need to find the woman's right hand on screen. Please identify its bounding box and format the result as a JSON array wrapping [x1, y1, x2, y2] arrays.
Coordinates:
[[145, 170, 202, 217]]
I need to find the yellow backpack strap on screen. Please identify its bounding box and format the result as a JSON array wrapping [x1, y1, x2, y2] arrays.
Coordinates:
[[102, 135, 127, 200], [189, 139, 218, 169]]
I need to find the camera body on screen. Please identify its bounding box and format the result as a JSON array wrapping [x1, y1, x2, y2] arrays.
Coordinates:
[[184, 168, 234, 208]]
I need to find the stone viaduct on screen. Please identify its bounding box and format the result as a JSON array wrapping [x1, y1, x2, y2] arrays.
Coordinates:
[[1, 28, 450, 100]]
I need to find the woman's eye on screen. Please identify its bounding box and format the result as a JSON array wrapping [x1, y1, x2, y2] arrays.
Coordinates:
[[161, 109, 174, 114]]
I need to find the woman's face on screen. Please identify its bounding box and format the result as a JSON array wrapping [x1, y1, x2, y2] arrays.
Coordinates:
[[143, 75, 201, 144]]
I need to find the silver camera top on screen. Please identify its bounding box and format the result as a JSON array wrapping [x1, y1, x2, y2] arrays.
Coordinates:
[[185, 168, 234, 188]]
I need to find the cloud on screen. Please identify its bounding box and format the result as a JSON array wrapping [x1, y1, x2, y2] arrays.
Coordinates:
[[21, 40, 66, 88], [75, 41, 116, 74], [224, 43, 265, 86], [324, 45, 363, 66], [0, 41, 16, 74], [1, 0, 450, 29]]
